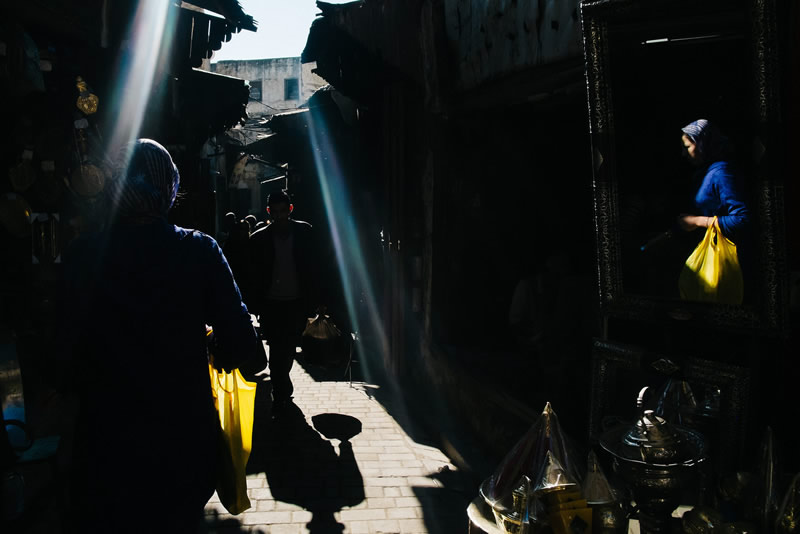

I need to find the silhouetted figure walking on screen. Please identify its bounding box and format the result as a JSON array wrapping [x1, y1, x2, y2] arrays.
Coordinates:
[[245, 190, 325, 416], [56, 139, 265, 532], [223, 216, 251, 285]]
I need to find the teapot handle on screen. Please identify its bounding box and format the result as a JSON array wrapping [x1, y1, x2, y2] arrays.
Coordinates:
[[636, 386, 650, 418]]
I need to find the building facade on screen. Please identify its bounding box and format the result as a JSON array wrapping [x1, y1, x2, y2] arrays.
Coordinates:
[[211, 57, 327, 117]]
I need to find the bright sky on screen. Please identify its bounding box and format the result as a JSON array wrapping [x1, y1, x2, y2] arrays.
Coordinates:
[[210, 0, 352, 62]]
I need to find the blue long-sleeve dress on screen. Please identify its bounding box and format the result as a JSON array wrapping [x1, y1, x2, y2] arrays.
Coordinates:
[[692, 161, 750, 242], [57, 218, 265, 529]]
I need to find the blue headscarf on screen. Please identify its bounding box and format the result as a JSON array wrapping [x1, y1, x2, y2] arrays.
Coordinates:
[[681, 119, 728, 165], [107, 139, 180, 220]]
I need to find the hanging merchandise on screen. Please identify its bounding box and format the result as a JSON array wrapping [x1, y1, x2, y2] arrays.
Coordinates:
[[69, 76, 108, 199], [75, 76, 98, 115]]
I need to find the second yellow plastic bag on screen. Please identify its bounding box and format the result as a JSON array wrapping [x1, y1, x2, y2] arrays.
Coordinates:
[[678, 216, 743, 305], [209, 364, 257, 515]]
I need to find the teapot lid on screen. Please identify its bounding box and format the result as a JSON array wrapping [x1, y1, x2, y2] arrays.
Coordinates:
[[599, 387, 706, 466]]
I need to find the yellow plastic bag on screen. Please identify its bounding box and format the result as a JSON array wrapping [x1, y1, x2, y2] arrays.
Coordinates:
[[209, 364, 257, 515], [678, 216, 743, 305]]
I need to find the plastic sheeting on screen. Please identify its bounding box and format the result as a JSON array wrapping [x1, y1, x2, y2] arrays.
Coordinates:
[[480, 402, 582, 528]]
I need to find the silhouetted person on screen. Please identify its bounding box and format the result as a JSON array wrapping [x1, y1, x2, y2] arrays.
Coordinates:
[[56, 139, 265, 532], [677, 119, 751, 302], [245, 190, 324, 416], [677, 119, 749, 241], [217, 211, 237, 248], [244, 213, 257, 233], [223, 217, 251, 285]]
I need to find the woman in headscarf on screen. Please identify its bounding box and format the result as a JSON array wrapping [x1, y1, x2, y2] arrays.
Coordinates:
[[676, 119, 750, 241], [57, 139, 265, 531]]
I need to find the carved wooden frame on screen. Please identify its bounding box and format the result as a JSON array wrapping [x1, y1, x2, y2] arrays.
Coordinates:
[[580, 0, 788, 334], [589, 339, 752, 472]]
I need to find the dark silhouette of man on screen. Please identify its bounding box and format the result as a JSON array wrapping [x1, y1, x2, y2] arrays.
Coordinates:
[[246, 190, 324, 415], [218, 211, 237, 248], [222, 216, 251, 286]]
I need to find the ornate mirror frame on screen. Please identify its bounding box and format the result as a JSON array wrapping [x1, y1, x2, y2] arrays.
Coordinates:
[[580, 0, 788, 334]]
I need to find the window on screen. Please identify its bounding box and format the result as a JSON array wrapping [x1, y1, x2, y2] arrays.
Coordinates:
[[248, 80, 262, 102], [284, 77, 299, 101]]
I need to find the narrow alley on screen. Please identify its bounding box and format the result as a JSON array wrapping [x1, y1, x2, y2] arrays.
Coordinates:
[[2, 1, 799, 533], [201, 343, 475, 534]]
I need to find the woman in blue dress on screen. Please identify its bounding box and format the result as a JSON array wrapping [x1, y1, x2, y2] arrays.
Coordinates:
[[57, 139, 266, 531], [676, 119, 751, 302], [676, 119, 750, 242]]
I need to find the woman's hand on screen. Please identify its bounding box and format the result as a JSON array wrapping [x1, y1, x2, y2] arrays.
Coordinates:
[[677, 214, 712, 232]]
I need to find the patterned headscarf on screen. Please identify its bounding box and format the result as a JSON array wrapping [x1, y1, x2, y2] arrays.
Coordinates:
[[108, 139, 179, 219], [681, 119, 727, 164]]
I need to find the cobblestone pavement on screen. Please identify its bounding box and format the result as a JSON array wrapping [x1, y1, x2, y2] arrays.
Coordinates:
[[201, 349, 475, 534]]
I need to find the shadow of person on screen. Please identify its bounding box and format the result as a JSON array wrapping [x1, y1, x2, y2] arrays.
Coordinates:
[[248, 402, 364, 534], [311, 413, 362, 442]]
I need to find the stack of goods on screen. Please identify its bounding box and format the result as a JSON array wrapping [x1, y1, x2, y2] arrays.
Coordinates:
[[542, 483, 592, 534], [582, 451, 627, 534], [480, 402, 585, 533]]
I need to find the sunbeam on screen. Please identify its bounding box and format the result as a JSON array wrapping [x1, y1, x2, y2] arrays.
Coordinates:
[[106, 0, 176, 163], [305, 108, 390, 386]]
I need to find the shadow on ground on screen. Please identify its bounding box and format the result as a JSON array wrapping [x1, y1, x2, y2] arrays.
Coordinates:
[[245, 382, 365, 534], [295, 343, 483, 534]]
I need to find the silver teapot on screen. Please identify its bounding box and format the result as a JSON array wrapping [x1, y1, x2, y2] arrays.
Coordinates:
[[599, 387, 707, 534]]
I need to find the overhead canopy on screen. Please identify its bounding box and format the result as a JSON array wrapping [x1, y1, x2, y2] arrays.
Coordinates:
[[245, 109, 312, 167], [302, 0, 427, 102], [181, 0, 257, 32], [301, 0, 586, 114], [184, 68, 250, 134], [3, 0, 257, 52]]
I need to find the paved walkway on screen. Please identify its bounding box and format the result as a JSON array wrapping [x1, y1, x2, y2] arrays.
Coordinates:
[[201, 346, 475, 534]]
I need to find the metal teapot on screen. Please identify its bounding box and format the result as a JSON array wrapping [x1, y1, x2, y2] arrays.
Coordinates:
[[599, 387, 707, 534]]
